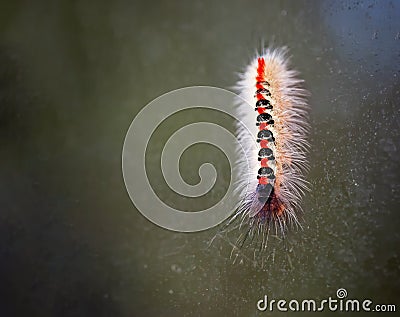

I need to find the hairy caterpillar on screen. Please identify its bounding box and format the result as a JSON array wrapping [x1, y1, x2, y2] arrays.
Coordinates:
[[231, 47, 310, 245]]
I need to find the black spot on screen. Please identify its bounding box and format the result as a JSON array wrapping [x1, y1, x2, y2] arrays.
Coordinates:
[[256, 113, 272, 122], [257, 130, 272, 139], [255, 88, 271, 96], [258, 167, 273, 176], [257, 129, 275, 142], [256, 113, 274, 126], [257, 167, 275, 180], [258, 148, 273, 158], [255, 99, 272, 109]]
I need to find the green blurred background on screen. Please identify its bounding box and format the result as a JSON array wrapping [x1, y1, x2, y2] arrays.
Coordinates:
[[0, 0, 399, 316]]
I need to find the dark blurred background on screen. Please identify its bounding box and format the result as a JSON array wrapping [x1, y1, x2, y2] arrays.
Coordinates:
[[0, 0, 399, 316]]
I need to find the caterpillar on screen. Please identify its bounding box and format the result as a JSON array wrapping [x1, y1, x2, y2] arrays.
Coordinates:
[[231, 47, 310, 244]]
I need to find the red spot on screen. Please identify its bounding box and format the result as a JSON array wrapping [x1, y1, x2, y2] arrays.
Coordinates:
[[257, 107, 266, 114], [256, 58, 266, 82], [258, 177, 268, 185], [256, 93, 264, 100], [260, 140, 269, 148], [259, 122, 268, 130], [256, 83, 264, 89], [260, 158, 269, 167]]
